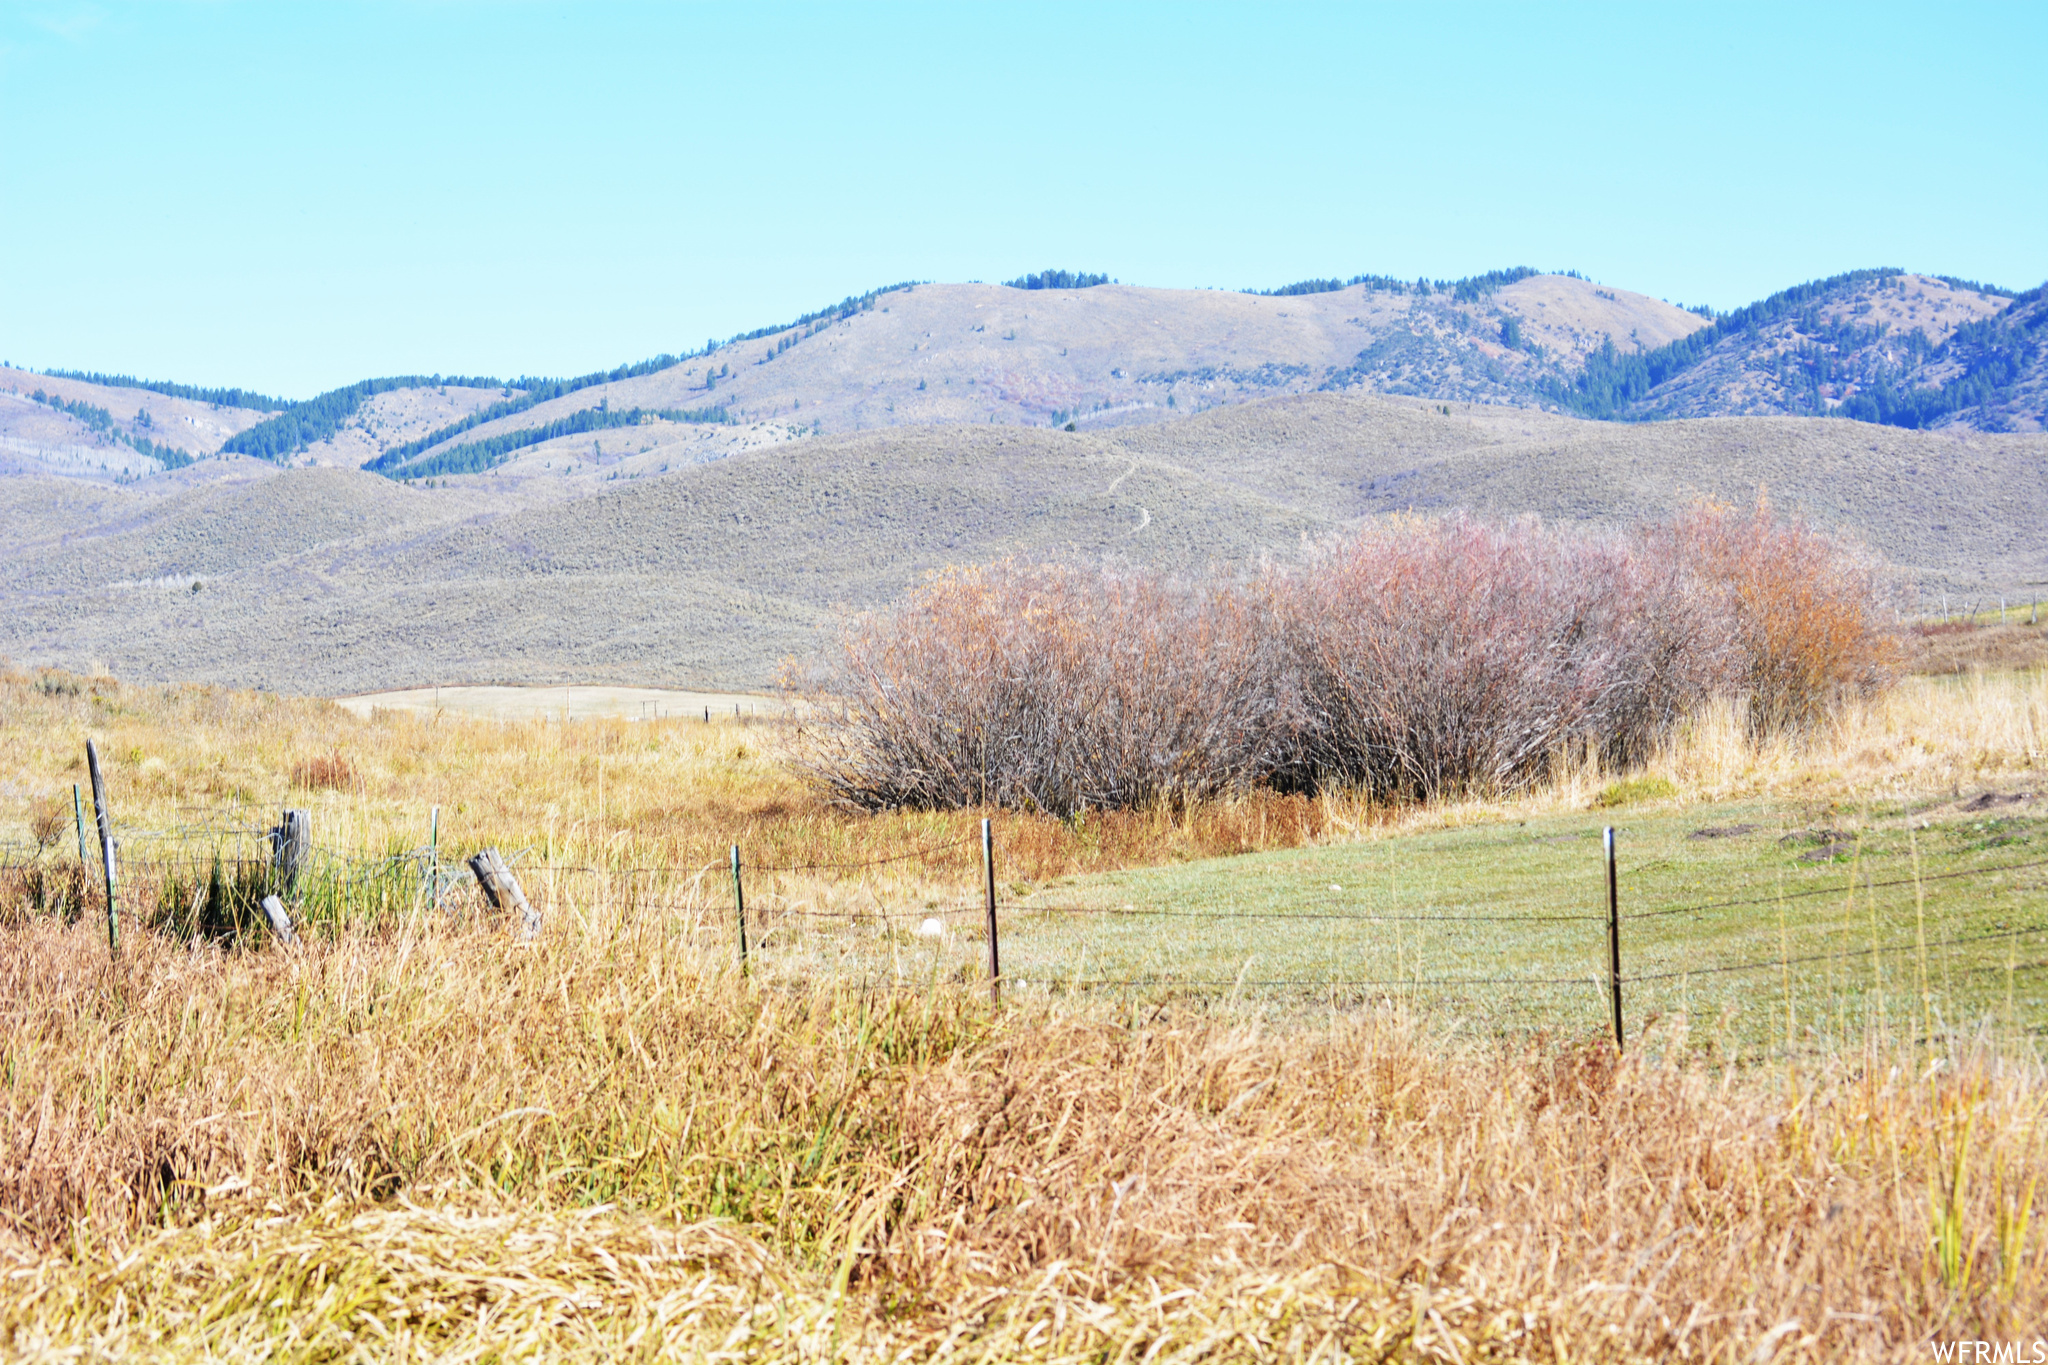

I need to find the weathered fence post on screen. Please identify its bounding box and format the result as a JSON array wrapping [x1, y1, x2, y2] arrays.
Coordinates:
[[1604, 826, 1623, 1052], [270, 809, 310, 895], [982, 818, 1000, 1005], [258, 894, 300, 947], [731, 844, 748, 970], [85, 741, 119, 956], [467, 847, 541, 939], [72, 784, 89, 866]]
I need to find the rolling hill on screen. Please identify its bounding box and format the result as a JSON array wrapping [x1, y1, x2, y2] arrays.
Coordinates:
[[4, 263, 2042, 693], [1547, 272, 2044, 432], [4, 391, 2040, 694]]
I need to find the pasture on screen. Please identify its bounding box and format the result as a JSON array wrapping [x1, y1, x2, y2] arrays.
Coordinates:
[[2, 661, 2046, 1360]]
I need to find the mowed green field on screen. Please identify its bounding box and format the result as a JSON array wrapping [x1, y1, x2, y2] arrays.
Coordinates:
[[741, 790, 2047, 1055]]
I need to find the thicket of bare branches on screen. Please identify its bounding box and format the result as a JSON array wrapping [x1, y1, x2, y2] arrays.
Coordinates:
[[787, 562, 1289, 813], [1650, 497, 1901, 733], [1275, 514, 1732, 801], [792, 505, 1899, 812]]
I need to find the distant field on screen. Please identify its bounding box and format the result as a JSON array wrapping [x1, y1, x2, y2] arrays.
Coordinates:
[[336, 683, 787, 722]]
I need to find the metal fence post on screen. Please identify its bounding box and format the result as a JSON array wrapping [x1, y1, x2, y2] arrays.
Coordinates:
[[72, 784, 89, 866], [85, 740, 118, 957], [1605, 826, 1623, 1051], [732, 844, 748, 971], [982, 818, 1000, 1005]]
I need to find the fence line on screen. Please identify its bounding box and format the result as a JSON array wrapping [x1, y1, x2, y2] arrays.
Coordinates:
[[1006, 903, 1600, 923], [7, 804, 2045, 1049], [1028, 973, 1609, 990]]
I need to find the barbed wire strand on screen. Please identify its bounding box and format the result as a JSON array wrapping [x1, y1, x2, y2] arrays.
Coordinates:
[[1007, 903, 1599, 923], [1625, 857, 2048, 921], [1622, 922, 2048, 984]]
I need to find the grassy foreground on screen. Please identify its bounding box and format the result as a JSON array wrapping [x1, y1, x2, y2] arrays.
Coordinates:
[[1, 665, 2046, 1360]]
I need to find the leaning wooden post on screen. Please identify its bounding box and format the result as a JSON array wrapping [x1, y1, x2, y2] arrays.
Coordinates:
[[731, 845, 748, 971], [467, 847, 541, 939], [982, 818, 1000, 1005], [258, 894, 300, 947], [85, 740, 118, 957], [1604, 826, 1623, 1052]]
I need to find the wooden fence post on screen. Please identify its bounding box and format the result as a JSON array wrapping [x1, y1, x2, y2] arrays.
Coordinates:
[[270, 809, 310, 895], [467, 847, 541, 939], [982, 818, 1000, 1005], [1605, 826, 1623, 1052], [85, 740, 118, 957], [731, 844, 748, 970], [258, 894, 300, 946]]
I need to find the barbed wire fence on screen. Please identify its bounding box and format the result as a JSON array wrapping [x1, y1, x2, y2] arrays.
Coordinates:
[[4, 786, 2044, 1048]]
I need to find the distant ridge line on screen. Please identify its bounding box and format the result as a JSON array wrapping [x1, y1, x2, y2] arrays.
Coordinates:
[[35, 369, 287, 412]]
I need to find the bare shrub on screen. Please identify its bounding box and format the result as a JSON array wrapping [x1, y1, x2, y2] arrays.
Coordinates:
[[1276, 514, 1732, 801], [28, 799, 68, 853], [796, 505, 1898, 811], [789, 559, 1285, 815], [290, 751, 357, 792], [1650, 497, 1901, 733]]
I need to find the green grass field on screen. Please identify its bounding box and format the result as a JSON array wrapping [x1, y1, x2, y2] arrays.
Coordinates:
[[738, 790, 2047, 1055]]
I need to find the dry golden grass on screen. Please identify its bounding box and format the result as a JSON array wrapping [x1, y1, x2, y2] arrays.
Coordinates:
[[2, 666, 2047, 1360], [3, 916, 2046, 1361], [1912, 621, 2048, 678], [0, 671, 1355, 921]]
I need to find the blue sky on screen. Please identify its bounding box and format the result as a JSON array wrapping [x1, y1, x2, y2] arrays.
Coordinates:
[[2, 1, 2043, 399]]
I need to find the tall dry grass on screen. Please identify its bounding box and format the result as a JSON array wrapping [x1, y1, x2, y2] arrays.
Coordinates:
[[795, 503, 1899, 813], [2, 657, 2046, 1358], [0, 670, 1359, 928], [2, 908, 2045, 1361]]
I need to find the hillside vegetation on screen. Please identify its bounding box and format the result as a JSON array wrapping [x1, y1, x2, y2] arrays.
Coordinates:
[[3, 392, 2043, 693], [1551, 271, 2043, 431]]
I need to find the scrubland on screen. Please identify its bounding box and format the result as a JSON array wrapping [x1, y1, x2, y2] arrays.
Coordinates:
[[6, 392, 2046, 697], [1, 625, 2046, 1357]]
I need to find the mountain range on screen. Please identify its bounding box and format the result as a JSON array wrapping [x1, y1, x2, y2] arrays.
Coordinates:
[[2, 265, 2043, 693], [4, 266, 2042, 489]]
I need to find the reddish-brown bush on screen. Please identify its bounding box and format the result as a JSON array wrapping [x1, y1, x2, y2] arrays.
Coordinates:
[[1276, 514, 1731, 800], [796, 504, 1897, 811], [290, 751, 357, 792], [790, 560, 1286, 814], [1648, 497, 1900, 733]]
